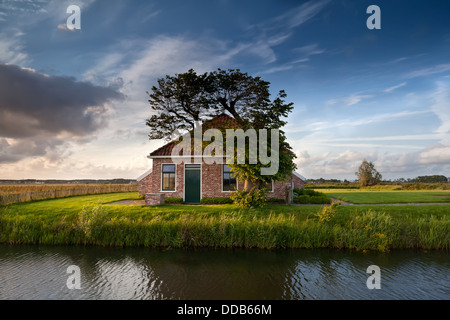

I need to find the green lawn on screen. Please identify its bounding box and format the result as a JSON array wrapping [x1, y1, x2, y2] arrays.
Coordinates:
[[320, 189, 450, 204], [0, 192, 448, 251]]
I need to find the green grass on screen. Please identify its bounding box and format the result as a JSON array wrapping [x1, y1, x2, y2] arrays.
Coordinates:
[[0, 192, 448, 251], [321, 189, 450, 204]]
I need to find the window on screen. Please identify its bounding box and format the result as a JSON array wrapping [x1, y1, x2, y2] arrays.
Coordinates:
[[222, 164, 237, 191], [263, 180, 273, 192], [162, 164, 176, 191]]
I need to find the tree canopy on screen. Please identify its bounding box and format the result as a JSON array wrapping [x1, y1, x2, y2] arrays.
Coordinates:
[[355, 160, 382, 187], [146, 68, 293, 137]]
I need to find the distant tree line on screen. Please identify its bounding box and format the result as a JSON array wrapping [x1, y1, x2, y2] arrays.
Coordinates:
[[307, 175, 449, 184], [392, 175, 449, 183], [306, 178, 355, 184]]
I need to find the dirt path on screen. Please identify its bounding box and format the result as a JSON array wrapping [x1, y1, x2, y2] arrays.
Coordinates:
[[105, 199, 145, 205], [330, 198, 450, 206], [105, 198, 450, 206]]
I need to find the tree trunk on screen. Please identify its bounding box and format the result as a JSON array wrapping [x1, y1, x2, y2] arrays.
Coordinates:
[[243, 179, 260, 192]]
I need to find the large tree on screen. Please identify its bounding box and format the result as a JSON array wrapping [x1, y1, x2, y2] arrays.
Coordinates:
[[146, 68, 297, 196], [355, 160, 382, 187]]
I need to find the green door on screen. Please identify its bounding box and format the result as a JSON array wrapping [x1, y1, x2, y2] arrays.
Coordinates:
[[185, 164, 201, 203]]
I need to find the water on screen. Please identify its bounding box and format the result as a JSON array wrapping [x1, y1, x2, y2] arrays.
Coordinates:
[[0, 245, 448, 300]]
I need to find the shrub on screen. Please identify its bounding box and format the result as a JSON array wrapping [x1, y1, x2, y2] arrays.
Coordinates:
[[315, 202, 340, 222], [293, 188, 332, 204], [230, 187, 267, 208], [164, 197, 183, 204], [294, 187, 324, 197], [200, 197, 233, 204], [295, 195, 331, 204]]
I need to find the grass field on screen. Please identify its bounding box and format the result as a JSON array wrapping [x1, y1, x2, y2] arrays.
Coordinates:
[[0, 192, 448, 251], [320, 189, 450, 204]]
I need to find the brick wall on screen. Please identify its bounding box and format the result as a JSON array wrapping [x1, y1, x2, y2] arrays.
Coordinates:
[[146, 158, 185, 199], [138, 157, 304, 201], [138, 173, 152, 196], [145, 193, 165, 206], [293, 174, 305, 189], [202, 161, 236, 198]]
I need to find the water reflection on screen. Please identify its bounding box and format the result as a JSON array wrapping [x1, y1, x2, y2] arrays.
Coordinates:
[[0, 246, 448, 300]]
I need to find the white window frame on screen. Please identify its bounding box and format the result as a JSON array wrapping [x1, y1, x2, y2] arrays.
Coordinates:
[[160, 163, 177, 192], [264, 180, 274, 193]]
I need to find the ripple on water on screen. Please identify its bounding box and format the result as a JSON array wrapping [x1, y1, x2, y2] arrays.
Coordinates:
[[0, 246, 448, 300]]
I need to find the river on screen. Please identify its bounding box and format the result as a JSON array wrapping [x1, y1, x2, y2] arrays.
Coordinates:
[[0, 245, 448, 300]]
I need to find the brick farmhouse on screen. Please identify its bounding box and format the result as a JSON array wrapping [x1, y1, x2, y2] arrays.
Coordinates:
[[138, 114, 305, 205]]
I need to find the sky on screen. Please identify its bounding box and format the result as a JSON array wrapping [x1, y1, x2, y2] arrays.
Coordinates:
[[0, 0, 449, 181]]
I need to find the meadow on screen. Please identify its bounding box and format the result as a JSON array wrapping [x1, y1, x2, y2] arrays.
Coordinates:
[[320, 189, 450, 204], [0, 192, 448, 251], [0, 184, 139, 205]]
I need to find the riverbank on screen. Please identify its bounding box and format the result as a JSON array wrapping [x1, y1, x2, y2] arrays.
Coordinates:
[[0, 193, 448, 251]]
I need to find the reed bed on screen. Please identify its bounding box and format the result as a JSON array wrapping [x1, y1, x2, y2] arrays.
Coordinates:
[[0, 193, 448, 251], [0, 184, 138, 205]]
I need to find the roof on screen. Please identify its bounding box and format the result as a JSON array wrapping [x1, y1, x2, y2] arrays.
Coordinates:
[[293, 172, 306, 181], [149, 141, 177, 157], [149, 113, 239, 157], [147, 114, 298, 161], [136, 168, 152, 182]]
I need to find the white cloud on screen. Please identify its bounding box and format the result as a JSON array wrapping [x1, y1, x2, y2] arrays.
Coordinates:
[[294, 43, 325, 56], [295, 149, 377, 178], [56, 23, 75, 32], [286, 109, 431, 134], [274, 0, 330, 30], [322, 134, 439, 142], [407, 64, 450, 78], [295, 145, 450, 180], [418, 145, 450, 165], [384, 82, 407, 93], [344, 94, 373, 106], [326, 92, 373, 106], [430, 82, 450, 145], [0, 31, 29, 65]]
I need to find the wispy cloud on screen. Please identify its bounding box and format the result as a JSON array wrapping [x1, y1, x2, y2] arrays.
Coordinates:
[[56, 23, 75, 32], [318, 134, 440, 142], [293, 43, 325, 56], [286, 110, 432, 133], [430, 82, 450, 145], [0, 31, 29, 65], [384, 82, 407, 93], [344, 94, 373, 106], [248, 0, 329, 68], [260, 43, 325, 74], [327, 93, 373, 106], [407, 64, 450, 78], [270, 0, 330, 30]]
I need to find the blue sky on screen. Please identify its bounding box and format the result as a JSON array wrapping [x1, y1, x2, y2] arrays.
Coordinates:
[[0, 0, 449, 180]]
